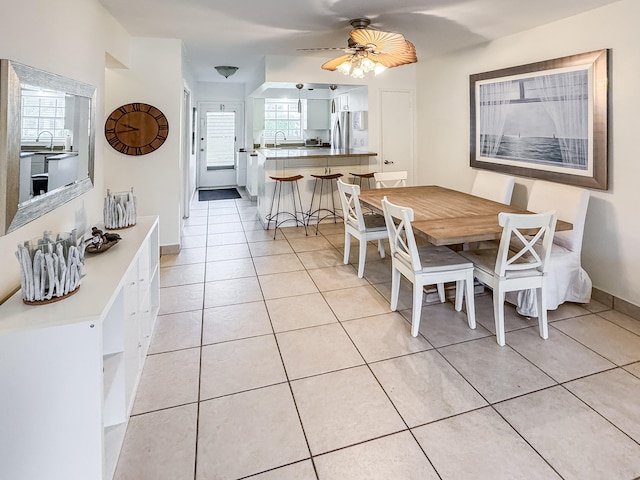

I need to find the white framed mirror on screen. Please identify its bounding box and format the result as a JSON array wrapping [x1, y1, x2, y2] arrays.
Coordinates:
[[0, 60, 95, 235]]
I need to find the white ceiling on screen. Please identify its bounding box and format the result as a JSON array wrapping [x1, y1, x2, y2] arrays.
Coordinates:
[[98, 0, 619, 83]]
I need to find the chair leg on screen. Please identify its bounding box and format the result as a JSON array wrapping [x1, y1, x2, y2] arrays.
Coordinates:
[[343, 232, 351, 265], [464, 272, 476, 329], [272, 181, 282, 239], [436, 283, 445, 304], [411, 279, 423, 337], [377, 239, 385, 258], [292, 179, 308, 236], [308, 177, 319, 233], [390, 267, 401, 312], [537, 285, 549, 340], [330, 185, 339, 224], [357, 238, 367, 278], [493, 287, 506, 346], [266, 180, 279, 232], [314, 177, 325, 235], [454, 280, 463, 311]]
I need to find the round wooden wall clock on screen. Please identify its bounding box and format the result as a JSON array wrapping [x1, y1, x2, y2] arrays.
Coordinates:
[[105, 103, 169, 155]]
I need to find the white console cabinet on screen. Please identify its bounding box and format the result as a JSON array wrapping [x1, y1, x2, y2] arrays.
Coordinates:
[[0, 216, 160, 480]]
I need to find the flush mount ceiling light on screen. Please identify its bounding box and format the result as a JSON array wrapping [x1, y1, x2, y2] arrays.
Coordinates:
[[299, 18, 417, 79], [214, 66, 239, 78]]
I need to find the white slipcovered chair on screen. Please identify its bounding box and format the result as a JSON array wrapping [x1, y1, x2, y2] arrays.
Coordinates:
[[336, 179, 387, 278], [471, 170, 516, 205], [466, 170, 516, 251], [460, 211, 557, 345], [381, 196, 476, 337], [512, 180, 592, 317], [374, 171, 407, 188]]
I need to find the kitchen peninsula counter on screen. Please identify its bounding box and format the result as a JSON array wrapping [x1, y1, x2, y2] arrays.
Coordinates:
[[258, 147, 377, 159], [254, 148, 378, 228]]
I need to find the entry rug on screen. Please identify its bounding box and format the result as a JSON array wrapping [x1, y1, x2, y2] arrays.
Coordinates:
[[198, 188, 241, 201]]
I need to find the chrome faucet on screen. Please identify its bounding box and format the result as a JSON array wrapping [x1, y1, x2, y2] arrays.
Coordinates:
[[36, 130, 54, 150], [274, 131, 286, 148]]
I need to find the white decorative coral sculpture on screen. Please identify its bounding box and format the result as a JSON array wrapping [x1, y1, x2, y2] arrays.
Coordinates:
[[104, 188, 136, 229]]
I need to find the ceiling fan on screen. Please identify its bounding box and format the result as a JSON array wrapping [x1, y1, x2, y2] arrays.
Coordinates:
[[298, 18, 417, 78]]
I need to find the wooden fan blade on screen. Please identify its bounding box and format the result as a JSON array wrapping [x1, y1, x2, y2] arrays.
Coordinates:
[[373, 40, 418, 68], [297, 47, 350, 52], [350, 29, 407, 55], [321, 55, 353, 71]]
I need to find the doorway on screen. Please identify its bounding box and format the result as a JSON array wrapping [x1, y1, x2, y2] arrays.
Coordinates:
[[380, 90, 414, 184], [182, 87, 193, 220], [197, 101, 244, 189]]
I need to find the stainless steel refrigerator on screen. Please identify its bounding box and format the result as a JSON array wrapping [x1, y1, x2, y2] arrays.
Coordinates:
[[331, 111, 350, 150]]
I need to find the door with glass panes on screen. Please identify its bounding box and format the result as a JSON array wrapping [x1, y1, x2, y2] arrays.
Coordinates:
[[197, 102, 244, 188]]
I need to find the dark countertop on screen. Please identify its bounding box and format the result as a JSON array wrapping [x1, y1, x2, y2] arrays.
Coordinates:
[[45, 152, 78, 160], [256, 147, 377, 159], [20, 151, 78, 159]]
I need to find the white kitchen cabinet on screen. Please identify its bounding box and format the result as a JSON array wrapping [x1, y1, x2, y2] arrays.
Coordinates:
[[0, 216, 160, 480], [30, 153, 47, 174], [307, 99, 330, 130], [337, 93, 350, 112], [246, 152, 259, 200]]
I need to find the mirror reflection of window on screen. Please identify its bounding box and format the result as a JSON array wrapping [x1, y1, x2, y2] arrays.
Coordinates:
[[18, 88, 91, 203], [21, 86, 69, 148]]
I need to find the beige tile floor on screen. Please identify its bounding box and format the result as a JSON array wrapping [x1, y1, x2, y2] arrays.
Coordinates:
[[115, 192, 640, 480]]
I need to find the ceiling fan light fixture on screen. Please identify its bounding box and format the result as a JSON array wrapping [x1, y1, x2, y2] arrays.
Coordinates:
[[335, 53, 385, 79], [214, 66, 239, 78], [336, 61, 351, 76], [374, 63, 387, 76], [360, 57, 376, 72], [320, 18, 417, 78]]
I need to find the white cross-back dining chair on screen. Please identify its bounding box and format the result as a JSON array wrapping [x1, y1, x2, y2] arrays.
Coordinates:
[[460, 211, 557, 346], [381, 196, 476, 337], [337, 179, 387, 278], [374, 171, 407, 188], [471, 170, 516, 205]]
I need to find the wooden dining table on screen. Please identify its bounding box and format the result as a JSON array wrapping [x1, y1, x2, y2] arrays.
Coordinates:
[[358, 185, 572, 246]]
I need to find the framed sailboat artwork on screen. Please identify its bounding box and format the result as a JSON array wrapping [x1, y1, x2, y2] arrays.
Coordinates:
[[469, 49, 609, 190]]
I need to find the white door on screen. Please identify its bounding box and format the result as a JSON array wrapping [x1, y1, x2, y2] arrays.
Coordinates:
[[380, 90, 414, 184], [197, 101, 244, 188]]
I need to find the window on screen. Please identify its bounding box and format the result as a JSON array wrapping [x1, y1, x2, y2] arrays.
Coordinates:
[[264, 99, 302, 141], [205, 111, 236, 168], [21, 88, 67, 141]]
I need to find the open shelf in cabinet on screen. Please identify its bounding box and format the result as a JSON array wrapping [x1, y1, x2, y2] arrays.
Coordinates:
[[103, 352, 126, 427]]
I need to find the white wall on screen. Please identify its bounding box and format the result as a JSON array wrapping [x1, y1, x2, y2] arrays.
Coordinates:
[[104, 38, 185, 249], [196, 82, 246, 101], [0, 0, 121, 301], [417, 0, 640, 307]]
